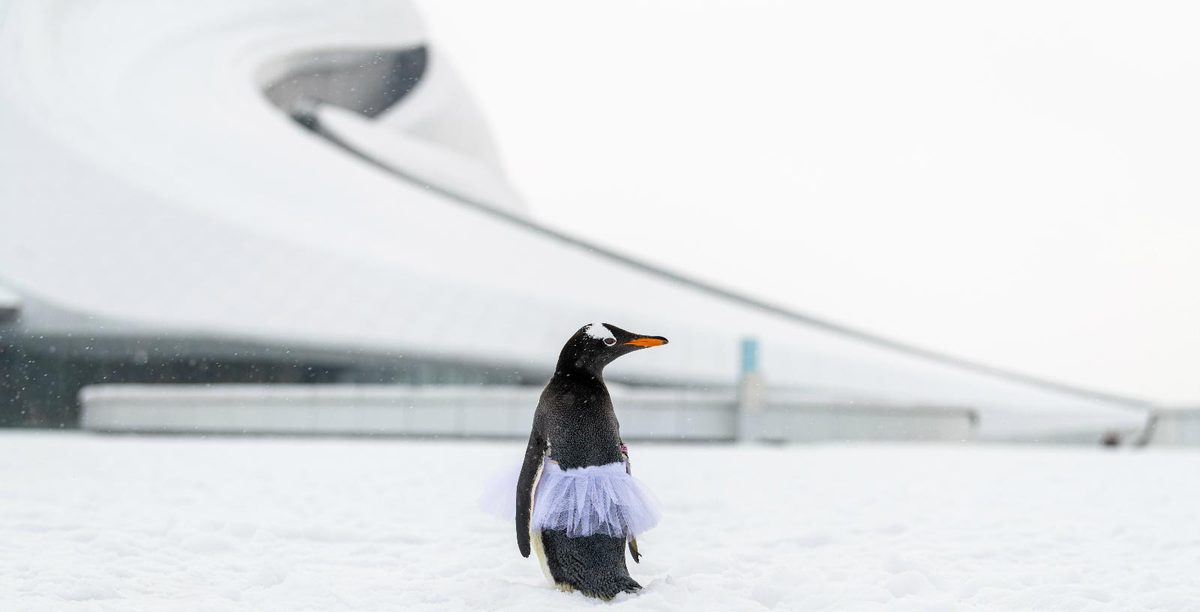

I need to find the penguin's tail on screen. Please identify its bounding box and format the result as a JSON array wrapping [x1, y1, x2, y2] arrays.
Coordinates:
[[541, 530, 643, 600]]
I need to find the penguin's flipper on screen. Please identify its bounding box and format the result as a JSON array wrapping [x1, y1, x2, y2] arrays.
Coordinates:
[[515, 429, 545, 558], [628, 536, 641, 563]]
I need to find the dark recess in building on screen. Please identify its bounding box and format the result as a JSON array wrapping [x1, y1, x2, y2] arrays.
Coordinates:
[[263, 47, 428, 119], [0, 341, 532, 428]]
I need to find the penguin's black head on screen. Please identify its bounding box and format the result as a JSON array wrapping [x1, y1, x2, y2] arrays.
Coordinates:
[[556, 322, 669, 375]]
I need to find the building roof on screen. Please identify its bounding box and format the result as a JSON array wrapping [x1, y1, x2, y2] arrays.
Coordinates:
[[0, 0, 1148, 438]]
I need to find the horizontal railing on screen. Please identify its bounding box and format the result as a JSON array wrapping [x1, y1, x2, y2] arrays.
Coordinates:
[[80, 383, 976, 443]]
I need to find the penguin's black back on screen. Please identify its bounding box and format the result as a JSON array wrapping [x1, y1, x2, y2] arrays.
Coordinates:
[[537, 374, 623, 468]]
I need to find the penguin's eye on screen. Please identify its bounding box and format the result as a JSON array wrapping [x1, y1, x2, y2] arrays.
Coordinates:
[[603, 337, 616, 346]]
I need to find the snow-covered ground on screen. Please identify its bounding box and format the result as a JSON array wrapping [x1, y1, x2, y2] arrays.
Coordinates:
[[2, 433, 1197, 611]]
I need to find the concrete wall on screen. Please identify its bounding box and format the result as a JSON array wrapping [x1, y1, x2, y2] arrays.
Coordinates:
[[1146, 409, 1200, 446], [761, 402, 976, 442], [79, 384, 976, 443]]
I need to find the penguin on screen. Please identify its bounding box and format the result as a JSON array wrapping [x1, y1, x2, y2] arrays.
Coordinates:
[[516, 322, 668, 599]]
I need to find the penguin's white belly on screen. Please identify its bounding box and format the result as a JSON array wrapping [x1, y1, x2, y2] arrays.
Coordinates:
[[531, 530, 554, 583], [527, 459, 554, 582]]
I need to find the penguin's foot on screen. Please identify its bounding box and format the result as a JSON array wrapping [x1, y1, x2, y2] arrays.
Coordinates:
[[628, 536, 641, 563]]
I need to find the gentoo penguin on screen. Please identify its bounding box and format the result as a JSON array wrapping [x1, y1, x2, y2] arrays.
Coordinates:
[[516, 322, 668, 599]]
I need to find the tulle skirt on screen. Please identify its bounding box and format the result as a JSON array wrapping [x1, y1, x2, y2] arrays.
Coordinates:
[[479, 456, 660, 538]]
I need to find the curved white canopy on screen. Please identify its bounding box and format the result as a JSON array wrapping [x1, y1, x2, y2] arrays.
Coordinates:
[[0, 0, 1147, 438]]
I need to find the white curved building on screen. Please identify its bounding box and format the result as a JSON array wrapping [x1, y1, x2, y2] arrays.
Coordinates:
[[0, 0, 1149, 439]]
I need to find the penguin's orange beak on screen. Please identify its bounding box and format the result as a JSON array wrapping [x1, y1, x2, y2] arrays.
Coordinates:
[[624, 336, 668, 348]]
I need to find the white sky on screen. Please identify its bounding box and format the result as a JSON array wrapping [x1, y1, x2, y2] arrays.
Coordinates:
[[416, 0, 1200, 405]]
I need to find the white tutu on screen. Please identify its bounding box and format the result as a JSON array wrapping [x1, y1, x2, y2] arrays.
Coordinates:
[[479, 456, 660, 538]]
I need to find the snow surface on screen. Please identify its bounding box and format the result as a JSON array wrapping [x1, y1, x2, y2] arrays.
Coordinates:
[[3, 433, 1198, 611]]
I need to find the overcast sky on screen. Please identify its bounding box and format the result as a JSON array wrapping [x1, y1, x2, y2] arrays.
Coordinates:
[[417, 0, 1199, 405]]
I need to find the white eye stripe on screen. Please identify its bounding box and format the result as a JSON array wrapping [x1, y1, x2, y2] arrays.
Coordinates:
[[584, 322, 616, 342]]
